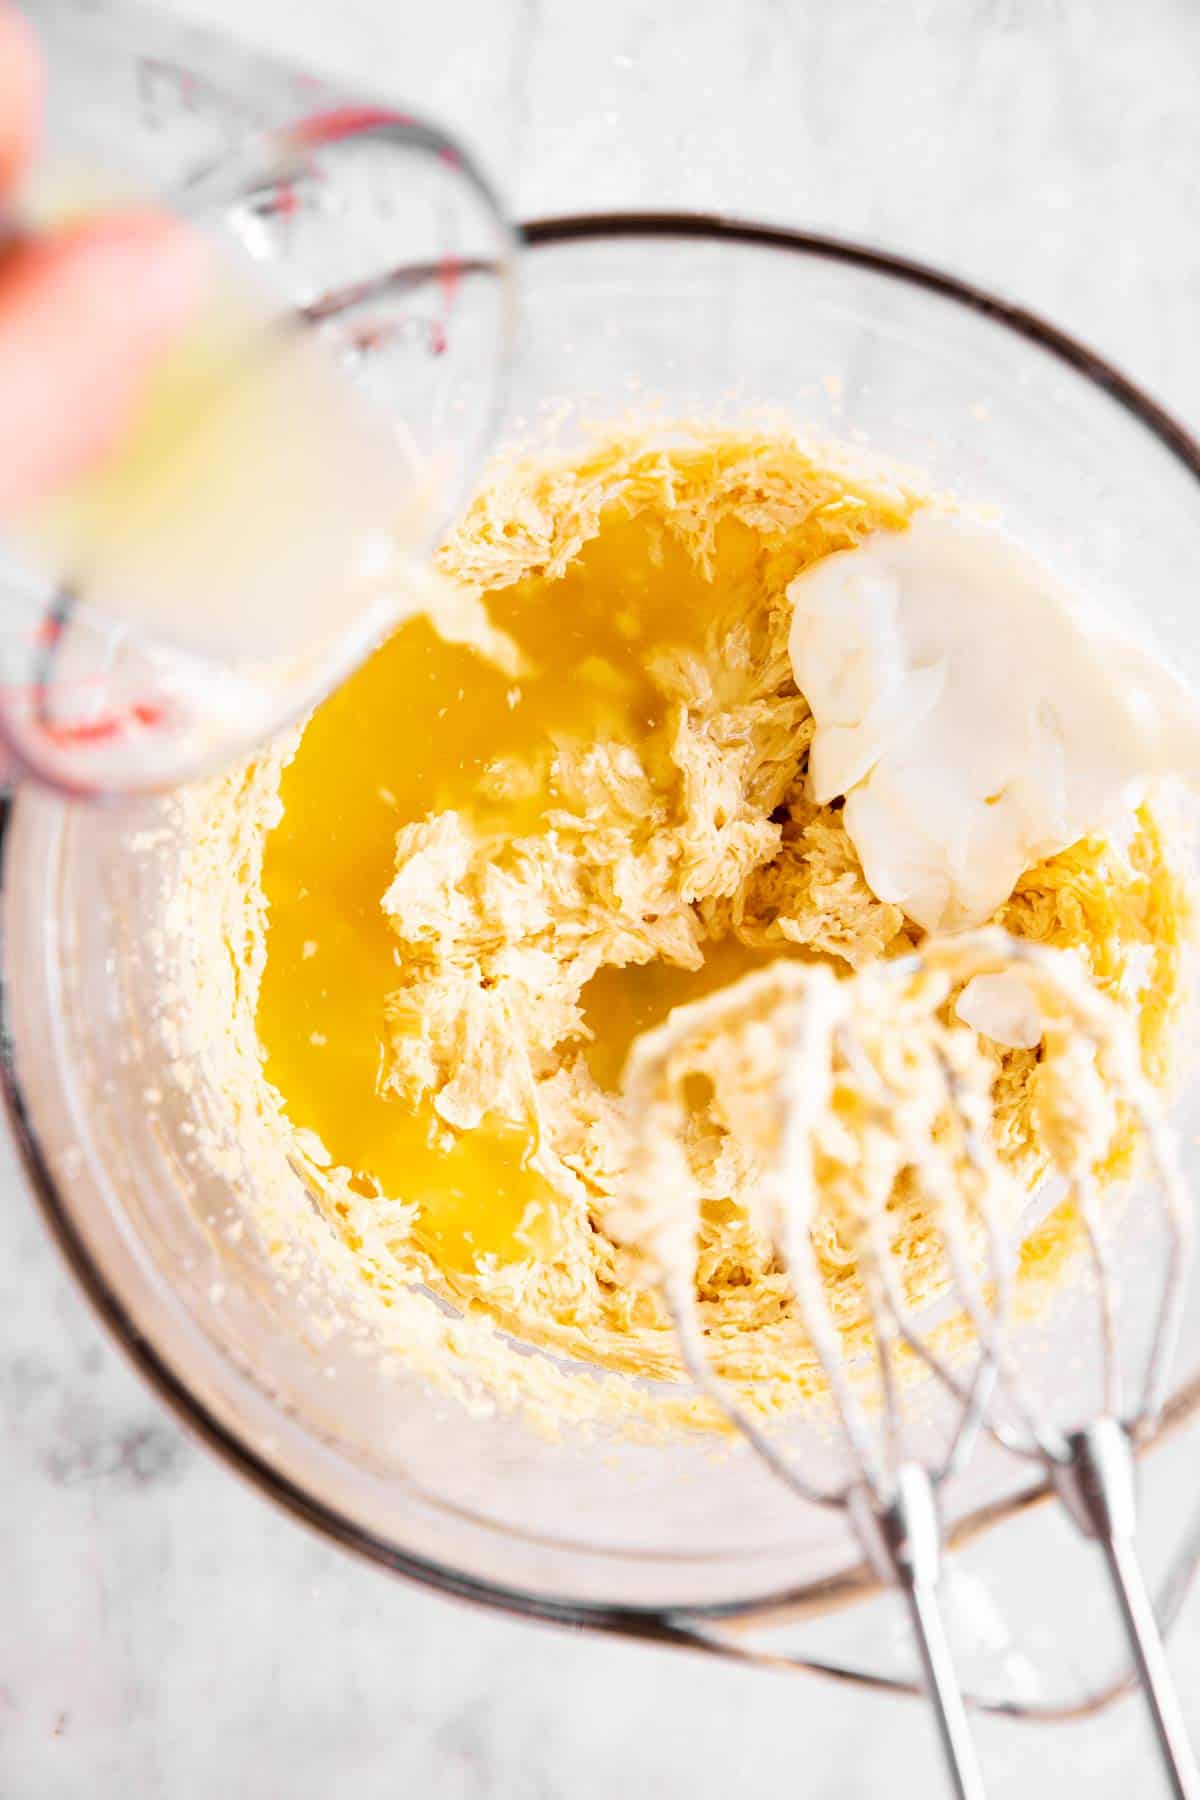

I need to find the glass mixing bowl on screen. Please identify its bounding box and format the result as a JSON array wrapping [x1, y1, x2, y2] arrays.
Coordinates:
[[6, 208, 1200, 1720]]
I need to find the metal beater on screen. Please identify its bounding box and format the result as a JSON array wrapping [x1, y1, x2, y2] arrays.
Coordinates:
[[621, 929, 1198, 1799]]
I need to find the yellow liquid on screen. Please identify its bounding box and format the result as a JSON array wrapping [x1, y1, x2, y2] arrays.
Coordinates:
[[258, 511, 780, 1269]]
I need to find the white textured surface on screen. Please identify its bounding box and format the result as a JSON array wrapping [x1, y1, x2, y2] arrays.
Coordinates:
[[4, 1, 1200, 1794]]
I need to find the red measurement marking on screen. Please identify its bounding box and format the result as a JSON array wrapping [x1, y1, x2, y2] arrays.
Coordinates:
[[438, 146, 462, 170], [37, 699, 166, 748], [429, 253, 462, 356], [272, 181, 300, 217], [31, 617, 64, 650], [288, 107, 414, 150], [438, 253, 462, 311]]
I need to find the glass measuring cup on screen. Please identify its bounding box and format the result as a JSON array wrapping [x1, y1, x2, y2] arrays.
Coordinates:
[[0, 0, 515, 795]]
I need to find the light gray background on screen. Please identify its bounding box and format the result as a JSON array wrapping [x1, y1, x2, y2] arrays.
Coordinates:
[[5, 1, 1200, 1794]]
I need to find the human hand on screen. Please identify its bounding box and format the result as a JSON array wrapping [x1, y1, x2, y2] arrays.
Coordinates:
[[0, 2, 204, 517]]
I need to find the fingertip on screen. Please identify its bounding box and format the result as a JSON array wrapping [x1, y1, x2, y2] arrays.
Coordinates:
[[71, 210, 214, 334], [0, 211, 211, 512], [0, 3, 44, 193], [14, 210, 213, 343]]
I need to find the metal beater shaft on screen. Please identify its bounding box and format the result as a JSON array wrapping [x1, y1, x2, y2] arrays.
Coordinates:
[[849, 1465, 987, 1800], [1052, 1420, 1199, 1800]]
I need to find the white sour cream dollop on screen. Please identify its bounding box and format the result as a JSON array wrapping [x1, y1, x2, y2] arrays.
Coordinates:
[[787, 513, 1200, 936]]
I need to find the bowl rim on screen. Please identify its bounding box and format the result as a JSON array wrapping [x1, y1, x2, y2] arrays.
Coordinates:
[[5, 209, 1200, 1675], [523, 211, 1200, 480]]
